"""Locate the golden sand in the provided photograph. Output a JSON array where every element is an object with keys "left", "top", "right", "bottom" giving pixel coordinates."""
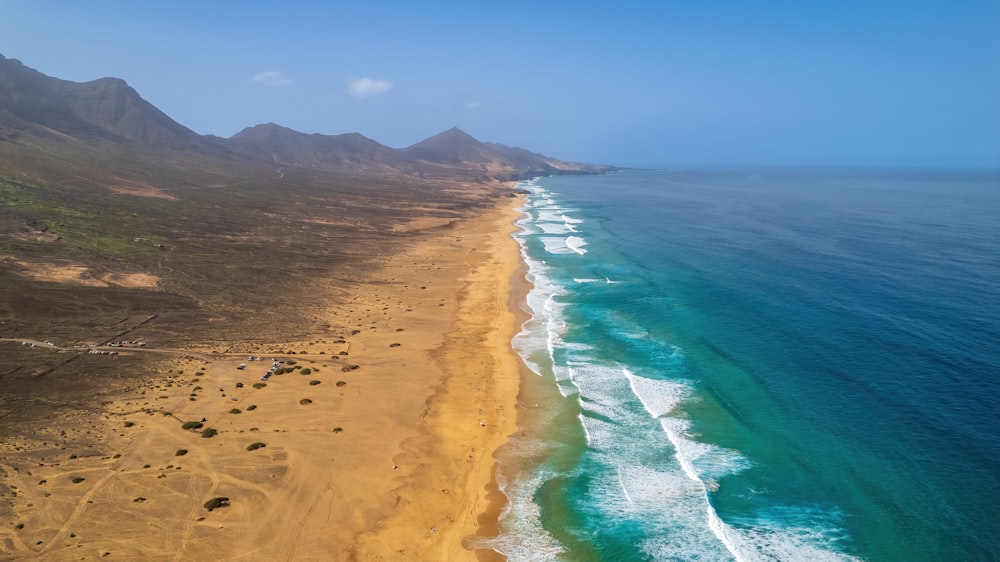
[{"left": 0, "top": 195, "right": 525, "bottom": 560}]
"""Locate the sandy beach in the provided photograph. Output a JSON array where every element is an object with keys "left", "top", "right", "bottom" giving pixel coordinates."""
[{"left": 0, "top": 194, "right": 525, "bottom": 560}]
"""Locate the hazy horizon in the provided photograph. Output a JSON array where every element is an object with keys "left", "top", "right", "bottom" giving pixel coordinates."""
[{"left": 3, "top": 1, "right": 998, "bottom": 168}]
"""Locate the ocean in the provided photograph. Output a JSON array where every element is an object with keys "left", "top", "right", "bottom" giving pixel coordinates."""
[{"left": 489, "top": 168, "right": 1000, "bottom": 561}]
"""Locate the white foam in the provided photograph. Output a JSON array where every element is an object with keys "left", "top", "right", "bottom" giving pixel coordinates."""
[
  {"left": 578, "top": 394, "right": 619, "bottom": 423},
  {"left": 617, "top": 463, "right": 701, "bottom": 506},
  {"left": 487, "top": 469, "right": 567, "bottom": 562},
  {"left": 538, "top": 222, "right": 574, "bottom": 235},
  {"left": 590, "top": 451, "right": 734, "bottom": 560},
  {"left": 536, "top": 210, "right": 570, "bottom": 223},
  {"left": 578, "top": 412, "right": 595, "bottom": 447},
  {"left": 617, "top": 465, "right": 635, "bottom": 504},
  {"left": 539, "top": 236, "right": 573, "bottom": 255},
  {"left": 625, "top": 369, "right": 688, "bottom": 418},
  {"left": 659, "top": 417, "right": 750, "bottom": 483},
  {"left": 535, "top": 209, "right": 584, "bottom": 232},
  {"left": 566, "top": 236, "right": 588, "bottom": 255},
  {"left": 706, "top": 504, "right": 860, "bottom": 562}
]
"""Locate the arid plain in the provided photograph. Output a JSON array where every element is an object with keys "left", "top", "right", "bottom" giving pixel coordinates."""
[{"left": 1, "top": 195, "right": 523, "bottom": 561}]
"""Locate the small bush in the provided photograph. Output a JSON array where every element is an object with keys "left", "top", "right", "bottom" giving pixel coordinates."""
[
  {"left": 286, "top": 360, "right": 297, "bottom": 366},
  {"left": 246, "top": 404, "right": 257, "bottom": 411},
  {"left": 336, "top": 381, "right": 347, "bottom": 387},
  {"left": 299, "top": 398, "right": 313, "bottom": 405},
  {"left": 133, "top": 497, "right": 146, "bottom": 503},
  {"left": 123, "top": 421, "right": 135, "bottom": 428},
  {"left": 246, "top": 442, "right": 266, "bottom": 451},
  {"left": 203, "top": 497, "right": 230, "bottom": 511},
  {"left": 252, "top": 382, "right": 267, "bottom": 389},
  {"left": 71, "top": 477, "right": 85, "bottom": 484},
  {"left": 175, "top": 449, "right": 188, "bottom": 456},
  {"left": 201, "top": 428, "right": 218, "bottom": 438},
  {"left": 300, "top": 368, "right": 312, "bottom": 375},
  {"left": 309, "top": 380, "right": 321, "bottom": 386},
  {"left": 229, "top": 408, "right": 242, "bottom": 414},
  {"left": 182, "top": 421, "right": 204, "bottom": 430}
]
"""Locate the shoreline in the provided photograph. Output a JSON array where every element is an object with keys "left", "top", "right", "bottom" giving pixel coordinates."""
[
  {"left": 0, "top": 192, "right": 527, "bottom": 560},
  {"left": 349, "top": 193, "right": 526, "bottom": 560}
]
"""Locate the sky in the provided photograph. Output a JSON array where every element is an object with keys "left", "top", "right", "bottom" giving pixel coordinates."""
[{"left": 2, "top": 0, "right": 998, "bottom": 167}]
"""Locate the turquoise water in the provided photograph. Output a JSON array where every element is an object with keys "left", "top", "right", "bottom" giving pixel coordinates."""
[{"left": 491, "top": 168, "right": 1000, "bottom": 561}]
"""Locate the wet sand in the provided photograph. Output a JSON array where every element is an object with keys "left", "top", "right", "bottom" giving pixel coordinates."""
[{"left": 0, "top": 195, "right": 524, "bottom": 560}]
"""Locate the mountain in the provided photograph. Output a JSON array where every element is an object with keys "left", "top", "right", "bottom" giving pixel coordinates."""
[
  {"left": 0, "top": 54, "right": 201, "bottom": 148},
  {"left": 228, "top": 123, "right": 401, "bottom": 173},
  {"left": 405, "top": 127, "right": 491, "bottom": 163},
  {"left": 0, "top": 53, "right": 613, "bottom": 182},
  {"left": 401, "top": 127, "right": 603, "bottom": 180}
]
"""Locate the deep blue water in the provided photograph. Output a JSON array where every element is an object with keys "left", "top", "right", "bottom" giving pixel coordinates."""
[{"left": 490, "top": 168, "right": 1000, "bottom": 561}]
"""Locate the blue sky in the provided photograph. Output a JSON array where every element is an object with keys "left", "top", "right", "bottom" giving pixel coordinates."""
[{"left": 2, "top": 1, "right": 998, "bottom": 167}]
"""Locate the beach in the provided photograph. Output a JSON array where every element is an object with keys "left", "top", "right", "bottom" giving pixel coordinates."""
[{"left": 0, "top": 194, "right": 525, "bottom": 560}]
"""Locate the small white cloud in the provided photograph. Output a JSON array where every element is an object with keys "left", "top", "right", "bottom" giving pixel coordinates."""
[
  {"left": 251, "top": 71, "right": 292, "bottom": 87},
  {"left": 348, "top": 77, "right": 393, "bottom": 98}
]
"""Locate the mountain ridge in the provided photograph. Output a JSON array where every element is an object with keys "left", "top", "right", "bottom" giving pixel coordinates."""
[{"left": 0, "top": 54, "right": 614, "bottom": 183}]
